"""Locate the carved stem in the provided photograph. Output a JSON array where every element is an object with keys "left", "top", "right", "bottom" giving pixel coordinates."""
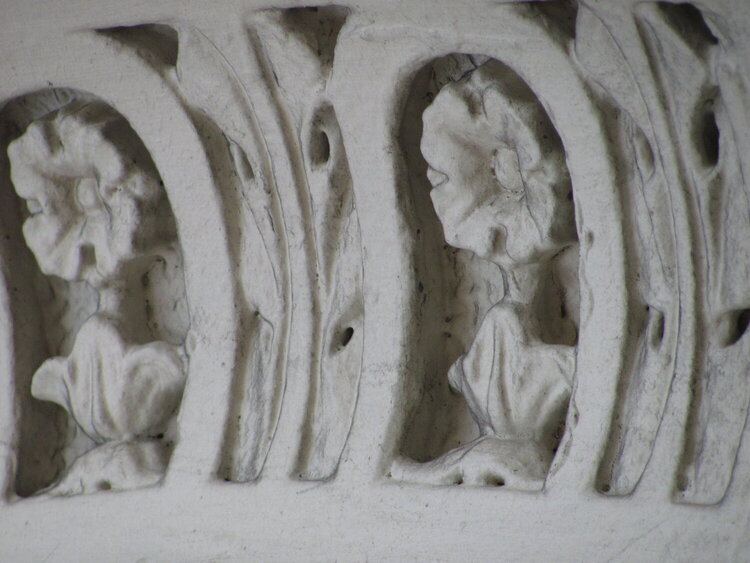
[
  {"left": 97, "top": 279, "right": 127, "bottom": 317},
  {"left": 505, "top": 261, "right": 548, "bottom": 306}
]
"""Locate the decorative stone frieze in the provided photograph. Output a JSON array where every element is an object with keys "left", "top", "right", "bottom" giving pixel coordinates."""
[{"left": 1, "top": 0, "right": 749, "bottom": 559}]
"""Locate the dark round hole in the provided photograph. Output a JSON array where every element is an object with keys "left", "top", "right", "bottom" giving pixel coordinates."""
[
  {"left": 698, "top": 109, "right": 720, "bottom": 167},
  {"left": 311, "top": 129, "right": 330, "bottom": 166},
  {"left": 725, "top": 309, "right": 750, "bottom": 346},
  {"left": 341, "top": 327, "right": 354, "bottom": 347},
  {"left": 649, "top": 309, "right": 666, "bottom": 348},
  {"left": 97, "top": 480, "right": 112, "bottom": 491}
]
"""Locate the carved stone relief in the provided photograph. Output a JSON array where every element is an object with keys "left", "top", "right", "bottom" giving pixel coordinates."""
[
  {"left": 576, "top": 1, "right": 750, "bottom": 505},
  {"left": 53, "top": 8, "right": 367, "bottom": 485},
  {"left": 392, "top": 57, "right": 579, "bottom": 489},
  {"left": 2, "top": 93, "right": 189, "bottom": 495},
  {"left": 1, "top": 0, "right": 750, "bottom": 559}
]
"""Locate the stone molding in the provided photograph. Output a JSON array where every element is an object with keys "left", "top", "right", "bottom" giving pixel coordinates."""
[{"left": 1, "top": 0, "right": 749, "bottom": 559}]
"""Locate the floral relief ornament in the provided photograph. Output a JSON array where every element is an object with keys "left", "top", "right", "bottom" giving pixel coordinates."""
[
  {"left": 7, "top": 100, "right": 187, "bottom": 494},
  {"left": 7, "top": 100, "right": 168, "bottom": 287},
  {"left": 32, "top": 315, "right": 186, "bottom": 445},
  {"left": 422, "top": 60, "right": 576, "bottom": 269},
  {"left": 31, "top": 315, "right": 186, "bottom": 495},
  {"left": 393, "top": 60, "right": 578, "bottom": 488}
]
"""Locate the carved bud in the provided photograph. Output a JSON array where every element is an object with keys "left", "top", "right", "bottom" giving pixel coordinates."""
[{"left": 31, "top": 315, "right": 186, "bottom": 443}]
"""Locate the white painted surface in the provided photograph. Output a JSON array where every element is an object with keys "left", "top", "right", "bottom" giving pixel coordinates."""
[{"left": 0, "top": 0, "right": 749, "bottom": 560}]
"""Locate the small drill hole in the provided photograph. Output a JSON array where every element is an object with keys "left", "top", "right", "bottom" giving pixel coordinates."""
[
  {"left": 649, "top": 309, "right": 666, "bottom": 348},
  {"left": 453, "top": 477, "right": 464, "bottom": 485},
  {"left": 601, "top": 483, "right": 611, "bottom": 493},
  {"left": 724, "top": 309, "right": 750, "bottom": 346},
  {"left": 341, "top": 327, "right": 354, "bottom": 347},
  {"left": 657, "top": 2, "right": 719, "bottom": 46},
  {"left": 676, "top": 475, "right": 689, "bottom": 492},
  {"left": 311, "top": 129, "right": 330, "bottom": 166},
  {"left": 698, "top": 109, "right": 720, "bottom": 167},
  {"left": 97, "top": 480, "right": 112, "bottom": 491}
]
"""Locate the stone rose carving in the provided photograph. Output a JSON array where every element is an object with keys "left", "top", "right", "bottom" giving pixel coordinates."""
[
  {"left": 422, "top": 60, "right": 576, "bottom": 268},
  {"left": 393, "top": 60, "right": 578, "bottom": 489},
  {"left": 32, "top": 315, "right": 186, "bottom": 444},
  {"left": 7, "top": 100, "right": 167, "bottom": 287}
]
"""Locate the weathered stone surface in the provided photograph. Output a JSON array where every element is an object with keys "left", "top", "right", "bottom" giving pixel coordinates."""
[{"left": 1, "top": 0, "right": 749, "bottom": 559}]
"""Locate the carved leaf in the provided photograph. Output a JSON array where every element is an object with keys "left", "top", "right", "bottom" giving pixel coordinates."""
[
  {"left": 575, "top": 5, "right": 681, "bottom": 497},
  {"left": 596, "top": 115, "right": 679, "bottom": 497},
  {"left": 176, "top": 26, "right": 290, "bottom": 481},
  {"left": 44, "top": 439, "right": 169, "bottom": 496},
  {"left": 252, "top": 10, "right": 364, "bottom": 480},
  {"left": 391, "top": 435, "right": 553, "bottom": 490},
  {"left": 637, "top": 3, "right": 750, "bottom": 504},
  {"left": 448, "top": 304, "right": 573, "bottom": 446},
  {"left": 298, "top": 102, "right": 364, "bottom": 480},
  {"left": 31, "top": 315, "right": 186, "bottom": 443}
]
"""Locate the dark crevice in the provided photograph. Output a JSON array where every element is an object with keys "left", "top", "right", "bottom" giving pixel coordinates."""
[
  {"left": 279, "top": 6, "right": 349, "bottom": 74},
  {"left": 695, "top": 103, "right": 720, "bottom": 167},
  {"left": 657, "top": 2, "right": 718, "bottom": 51},
  {"left": 524, "top": 0, "right": 579, "bottom": 44},
  {"left": 340, "top": 326, "right": 354, "bottom": 348},
  {"left": 97, "top": 24, "right": 179, "bottom": 67},
  {"left": 720, "top": 308, "right": 750, "bottom": 347}
]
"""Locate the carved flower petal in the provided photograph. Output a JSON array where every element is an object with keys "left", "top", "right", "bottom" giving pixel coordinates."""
[
  {"left": 30, "top": 357, "right": 70, "bottom": 411},
  {"left": 22, "top": 211, "right": 88, "bottom": 280},
  {"left": 120, "top": 340, "right": 187, "bottom": 439},
  {"left": 391, "top": 436, "right": 550, "bottom": 490},
  {"left": 31, "top": 315, "right": 186, "bottom": 442}
]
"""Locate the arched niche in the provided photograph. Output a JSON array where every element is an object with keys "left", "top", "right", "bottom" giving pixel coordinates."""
[
  {"left": 0, "top": 32, "right": 238, "bottom": 499},
  {"left": 333, "top": 5, "right": 627, "bottom": 488},
  {"left": 396, "top": 54, "right": 579, "bottom": 479}
]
